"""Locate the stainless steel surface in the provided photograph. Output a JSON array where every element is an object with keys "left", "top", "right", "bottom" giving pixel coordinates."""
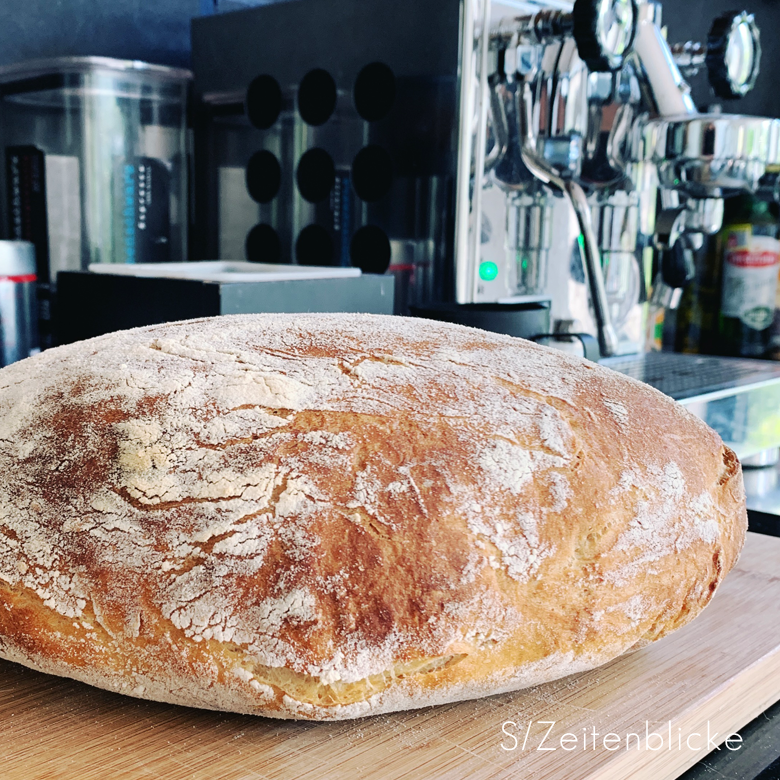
[
  {"left": 742, "top": 448, "right": 780, "bottom": 468},
  {"left": 0, "top": 241, "right": 38, "bottom": 366},
  {"left": 496, "top": 41, "right": 619, "bottom": 354},
  {"left": 591, "top": 0, "right": 635, "bottom": 70},
  {"left": 744, "top": 462, "right": 780, "bottom": 516},
  {"left": 548, "top": 37, "right": 588, "bottom": 143},
  {"left": 471, "top": 0, "right": 494, "bottom": 302},
  {"left": 722, "top": 14, "right": 759, "bottom": 96},
  {"left": 654, "top": 205, "right": 686, "bottom": 250},
  {"left": 477, "top": 0, "right": 779, "bottom": 362},
  {"left": 604, "top": 352, "right": 780, "bottom": 460},
  {"left": 631, "top": 114, "right": 780, "bottom": 197},
  {"left": 632, "top": 2, "right": 696, "bottom": 116},
  {"left": 472, "top": 0, "right": 633, "bottom": 355},
  {"left": 683, "top": 197, "right": 724, "bottom": 235},
  {"left": 454, "top": 0, "right": 480, "bottom": 305},
  {"left": 476, "top": 0, "right": 777, "bottom": 365},
  {"left": 472, "top": 0, "right": 658, "bottom": 355},
  {"left": 670, "top": 41, "right": 706, "bottom": 75}
]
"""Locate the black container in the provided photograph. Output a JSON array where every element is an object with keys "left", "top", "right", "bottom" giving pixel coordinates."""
[
  {"left": 410, "top": 301, "right": 551, "bottom": 340},
  {"left": 56, "top": 270, "right": 394, "bottom": 345}
]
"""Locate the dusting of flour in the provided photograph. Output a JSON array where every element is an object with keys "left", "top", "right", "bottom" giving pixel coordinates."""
[{"left": 0, "top": 312, "right": 732, "bottom": 718}]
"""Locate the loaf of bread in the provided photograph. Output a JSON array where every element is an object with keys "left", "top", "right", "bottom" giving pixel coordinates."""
[{"left": 0, "top": 314, "right": 745, "bottom": 720}]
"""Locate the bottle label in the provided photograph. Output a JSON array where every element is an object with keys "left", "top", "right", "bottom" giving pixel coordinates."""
[
  {"left": 113, "top": 156, "right": 171, "bottom": 264},
  {"left": 721, "top": 227, "right": 780, "bottom": 330}
]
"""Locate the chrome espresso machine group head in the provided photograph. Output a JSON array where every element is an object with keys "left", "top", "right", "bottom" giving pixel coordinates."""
[{"left": 191, "top": 0, "right": 779, "bottom": 360}]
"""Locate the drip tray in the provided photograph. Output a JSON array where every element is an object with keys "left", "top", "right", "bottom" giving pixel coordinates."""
[{"left": 601, "top": 352, "right": 780, "bottom": 461}]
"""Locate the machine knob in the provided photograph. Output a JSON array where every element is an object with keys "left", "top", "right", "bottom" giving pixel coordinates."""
[
  {"left": 572, "top": 0, "right": 637, "bottom": 72},
  {"left": 706, "top": 11, "right": 761, "bottom": 99}
]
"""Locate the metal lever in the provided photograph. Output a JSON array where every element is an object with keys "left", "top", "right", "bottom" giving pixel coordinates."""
[
  {"left": 660, "top": 242, "right": 695, "bottom": 289},
  {"left": 654, "top": 206, "right": 686, "bottom": 250}
]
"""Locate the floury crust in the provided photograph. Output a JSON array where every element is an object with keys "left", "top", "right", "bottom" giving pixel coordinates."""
[{"left": 0, "top": 314, "right": 747, "bottom": 719}]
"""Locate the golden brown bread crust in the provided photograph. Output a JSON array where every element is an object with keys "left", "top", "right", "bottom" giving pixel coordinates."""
[{"left": 0, "top": 314, "right": 746, "bottom": 719}]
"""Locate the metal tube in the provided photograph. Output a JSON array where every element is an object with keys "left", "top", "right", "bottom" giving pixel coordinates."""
[
  {"left": 563, "top": 180, "right": 620, "bottom": 357},
  {"left": 485, "top": 73, "right": 510, "bottom": 172},
  {"left": 632, "top": 14, "right": 697, "bottom": 116}
]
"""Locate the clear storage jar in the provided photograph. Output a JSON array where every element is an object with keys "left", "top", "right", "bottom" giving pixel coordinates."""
[{"left": 0, "top": 57, "right": 191, "bottom": 281}]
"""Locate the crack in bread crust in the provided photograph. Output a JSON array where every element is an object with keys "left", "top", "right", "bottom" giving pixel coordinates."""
[{"left": 0, "top": 313, "right": 747, "bottom": 719}]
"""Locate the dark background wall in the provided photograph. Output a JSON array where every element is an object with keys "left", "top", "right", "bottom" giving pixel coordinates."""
[
  {"left": 0, "top": 0, "right": 200, "bottom": 69},
  {"left": 0, "top": 0, "right": 777, "bottom": 110}
]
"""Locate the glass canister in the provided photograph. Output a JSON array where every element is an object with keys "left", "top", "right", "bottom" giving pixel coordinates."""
[{"left": 0, "top": 57, "right": 191, "bottom": 278}]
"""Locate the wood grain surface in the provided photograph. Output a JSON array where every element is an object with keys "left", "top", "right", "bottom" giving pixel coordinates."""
[{"left": 0, "top": 532, "right": 778, "bottom": 780}]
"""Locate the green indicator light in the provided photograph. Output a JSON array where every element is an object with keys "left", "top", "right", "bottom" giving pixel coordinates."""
[{"left": 479, "top": 261, "right": 499, "bottom": 282}]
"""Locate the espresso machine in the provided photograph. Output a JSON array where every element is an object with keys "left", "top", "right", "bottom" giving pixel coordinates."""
[
  {"left": 465, "top": 1, "right": 780, "bottom": 358},
  {"left": 190, "top": 0, "right": 780, "bottom": 464}
]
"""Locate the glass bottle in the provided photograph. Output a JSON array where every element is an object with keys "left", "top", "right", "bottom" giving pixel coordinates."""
[
  {"left": 674, "top": 238, "right": 721, "bottom": 355},
  {"left": 717, "top": 195, "right": 780, "bottom": 358}
]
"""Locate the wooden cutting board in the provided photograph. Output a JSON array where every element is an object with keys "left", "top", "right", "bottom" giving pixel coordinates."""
[{"left": 1, "top": 531, "right": 778, "bottom": 780}]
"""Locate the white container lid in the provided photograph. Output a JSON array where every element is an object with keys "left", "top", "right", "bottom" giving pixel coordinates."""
[{"left": 88, "top": 261, "right": 362, "bottom": 284}]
